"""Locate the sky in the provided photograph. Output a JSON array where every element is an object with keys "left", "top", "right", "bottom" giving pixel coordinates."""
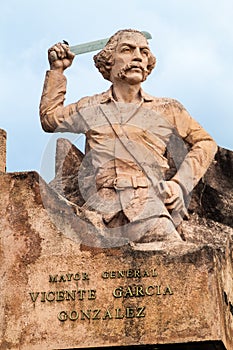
[{"left": 1, "top": 0, "right": 232, "bottom": 181}]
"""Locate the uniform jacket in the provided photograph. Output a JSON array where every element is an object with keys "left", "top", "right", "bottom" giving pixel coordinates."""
[{"left": 40, "top": 70, "right": 217, "bottom": 222}]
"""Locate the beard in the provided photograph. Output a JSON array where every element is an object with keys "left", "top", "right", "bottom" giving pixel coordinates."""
[{"left": 118, "top": 62, "right": 148, "bottom": 82}]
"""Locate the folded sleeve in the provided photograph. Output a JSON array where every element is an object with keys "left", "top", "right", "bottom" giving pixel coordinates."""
[
  {"left": 39, "top": 70, "right": 85, "bottom": 133},
  {"left": 169, "top": 100, "right": 217, "bottom": 194}
]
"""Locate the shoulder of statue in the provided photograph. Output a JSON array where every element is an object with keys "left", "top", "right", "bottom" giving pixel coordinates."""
[
  {"left": 77, "top": 91, "right": 107, "bottom": 110},
  {"left": 141, "top": 91, "right": 184, "bottom": 108},
  {"left": 153, "top": 97, "right": 186, "bottom": 113}
]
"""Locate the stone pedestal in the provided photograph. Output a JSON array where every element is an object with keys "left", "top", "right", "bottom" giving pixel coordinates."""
[
  {"left": 0, "top": 172, "right": 232, "bottom": 349},
  {"left": 0, "top": 129, "right": 6, "bottom": 172}
]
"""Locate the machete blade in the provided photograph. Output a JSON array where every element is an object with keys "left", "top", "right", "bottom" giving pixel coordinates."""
[{"left": 70, "top": 31, "right": 152, "bottom": 56}]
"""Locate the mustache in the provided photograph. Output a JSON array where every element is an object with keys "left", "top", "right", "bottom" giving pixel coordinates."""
[{"left": 118, "top": 62, "right": 148, "bottom": 80}]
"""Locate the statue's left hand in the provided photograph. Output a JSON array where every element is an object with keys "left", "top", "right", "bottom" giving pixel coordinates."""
[
  {"left": 48, "top": 42, "right": 75, "bottom": 73},
  {"left": 164, "top": 181, "right": 187, "bottom": 214}
]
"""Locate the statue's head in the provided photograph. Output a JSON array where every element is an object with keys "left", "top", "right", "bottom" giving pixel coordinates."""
[{"left": 93, "top": 29, "right": 156, "bottom": 82}]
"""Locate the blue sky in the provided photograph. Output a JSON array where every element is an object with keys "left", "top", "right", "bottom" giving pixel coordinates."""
[{"left": 1, "top": 0, "right": 232, "bottom": 180}]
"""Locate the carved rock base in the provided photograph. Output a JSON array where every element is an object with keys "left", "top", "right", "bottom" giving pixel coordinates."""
[{"left": 0, "top": 172, "right": 232, "bottom": 349}]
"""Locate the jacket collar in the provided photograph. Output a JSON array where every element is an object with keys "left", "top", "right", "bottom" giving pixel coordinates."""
[{"left": 100, "top": 86, "right": 154, "bottom": 104}]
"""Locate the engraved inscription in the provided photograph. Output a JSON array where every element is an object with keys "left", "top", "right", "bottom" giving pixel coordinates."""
[
  {"left": 29, "top": 290, "right": 96, "bottom": 303},
  {"left": 49, "top": 272, "right": 89, "bottom": 283},
  {"left": 57, "top": 306, "right": 146, "bottom": 322},
  {"left": 112, "top": 284, "right": 173, "bottom": 298},
  {"left": 101, "top": 268, "right": 157, "bottom": 279},
  {"left": 28, "top": 267, "right": 174, "bottom": 322}
]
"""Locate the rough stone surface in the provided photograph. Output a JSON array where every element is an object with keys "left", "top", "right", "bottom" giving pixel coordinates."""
[
  {"left": 50, "top": 139, "right": 233, "bottom": 246},
  {"left": 0, "top": 129, "right": 6, "bottom": 172},
  {"left": 49, "top": 138, "right": 85, "bottom": 206},
  {"left": 0, "top": 147, "right": 233, "bottom": 349},
  {"left": 188, "top": 147, "right": 233, "bottom": 227}
]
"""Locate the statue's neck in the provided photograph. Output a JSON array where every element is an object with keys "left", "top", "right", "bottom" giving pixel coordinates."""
[{"left": 112, "top": 83, "right": 142, "bottom": 104}]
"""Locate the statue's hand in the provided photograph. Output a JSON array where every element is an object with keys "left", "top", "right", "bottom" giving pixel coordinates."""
[
  {"left": 164, "top": 181, "right": 187, "bottom": 214},
  {"left": 48, "top": 42, "right": 75, "bottom": 73}
]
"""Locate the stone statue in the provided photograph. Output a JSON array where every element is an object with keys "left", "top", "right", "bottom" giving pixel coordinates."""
[{"left": 39, "top": 29, "right": 217, "bottom": 245}]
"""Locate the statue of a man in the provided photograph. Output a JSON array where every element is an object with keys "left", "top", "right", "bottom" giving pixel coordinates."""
[{"left": 40, "top": 29, "right": 217, "bottom": 244}]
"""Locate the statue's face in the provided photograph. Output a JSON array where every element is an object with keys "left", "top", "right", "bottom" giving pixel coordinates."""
[{"left": 110, "top": 32, "right": 150, "bottom": 84}]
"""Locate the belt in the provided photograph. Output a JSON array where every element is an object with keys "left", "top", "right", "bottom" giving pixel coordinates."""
[{"left": 113, "top": 176, "right": 148, "bottom": 190}]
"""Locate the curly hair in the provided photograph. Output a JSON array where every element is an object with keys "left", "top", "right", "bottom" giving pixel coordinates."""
[{"left": 93, "top": 29, "right": 156, "bottom": 81}]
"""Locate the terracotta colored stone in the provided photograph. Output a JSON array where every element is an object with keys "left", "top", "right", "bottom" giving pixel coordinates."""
[
  {"left": 0, "top": 27, "right": 232, "bottom": 349},
  {"left": 39, "top": 29, "right": 217, "bottom": 240},
  {"left": 0, "top": 168, "right": 232, "bottom": 349},
  {"left": 50, "top": 140, "right": 233, "bottom": 247},
  {"left": 0, "top": 129, "right": 6, "bottom": 172},
  {"left": 49, "top": 138, "right": 85, "bottom": 206}
]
